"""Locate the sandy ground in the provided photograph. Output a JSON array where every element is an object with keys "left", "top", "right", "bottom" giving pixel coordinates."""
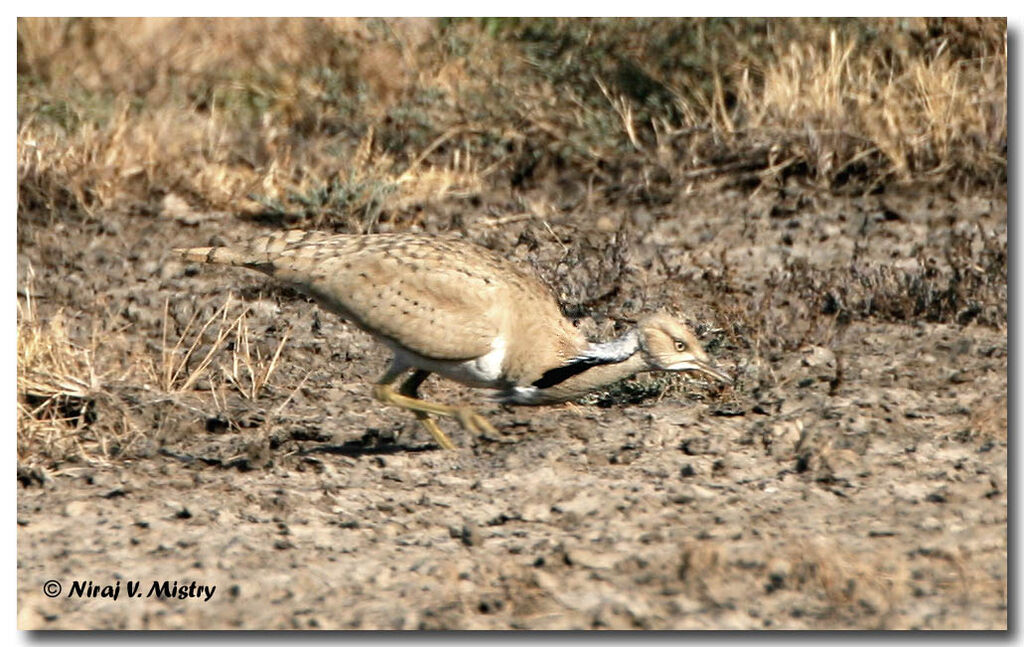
[{"left": 17, "top": 186, "right": 1006, "bottom": 629}]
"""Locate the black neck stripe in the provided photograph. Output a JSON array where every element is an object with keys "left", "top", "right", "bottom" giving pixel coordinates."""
[{"left": 532, "top": 359, "right": 602, "bottom": 389}]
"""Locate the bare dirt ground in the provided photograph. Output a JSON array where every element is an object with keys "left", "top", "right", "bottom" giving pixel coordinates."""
[{"left": 16, "top": 184, "right": 1006, "bottom": 629}]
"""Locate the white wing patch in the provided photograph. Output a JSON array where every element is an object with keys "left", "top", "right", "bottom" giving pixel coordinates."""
[
  {"left": 467, "top": 335, "right": 507, "bottom": 383},
  {"left": 501, "top": 385, "right": 544, "bottom": 405},
  {"left": 387, "top": 336, "right": 507, "bottom": 389}
]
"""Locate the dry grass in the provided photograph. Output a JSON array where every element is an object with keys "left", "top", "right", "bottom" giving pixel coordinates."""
[
  {"left": 18, "top": 284, "right": 111, "bottom": 464},
  {"left": 17, "top": 274, "right": 290, "bottom": 467},
  {"left": 967, "top": 396, "right": 1008, "bottom": 442},
  {"left": 17, "top": 18, "right": 1005, "bottom": 225},
  {"left": 783, "top": 539, "right": 910, "bottom": 625},
  {"left": 672, "top": 537, "right": 912, "bottom": 627},
  {"left": 739, "top": 24, "right": 1005, "bottom": 189}
]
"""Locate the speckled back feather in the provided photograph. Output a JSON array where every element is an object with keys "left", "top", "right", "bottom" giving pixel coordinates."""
[{"left": 176, "top": 231, "right": 586, "bottom": 379}]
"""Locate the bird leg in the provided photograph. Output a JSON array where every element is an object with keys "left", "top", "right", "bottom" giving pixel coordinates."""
[
  {"left": 372, "top": 369, "right": 497, "bottom": 450},
  {"left": 397, "top": 370, "right": 456, "bottom": 451}
]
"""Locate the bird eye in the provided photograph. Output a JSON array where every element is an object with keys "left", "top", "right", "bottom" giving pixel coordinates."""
[{"left": 674, "top": 340, "right": 687, "bottom": 352}]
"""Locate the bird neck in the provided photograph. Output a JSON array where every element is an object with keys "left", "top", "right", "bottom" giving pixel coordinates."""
[
  {"left": 580, "top": 328, "right": 641, "bottom": 363},
  {"left": 528, "top": 327, "right": 651, "bottom": 402}
]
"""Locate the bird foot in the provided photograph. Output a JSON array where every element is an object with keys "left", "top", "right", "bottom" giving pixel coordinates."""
[
  {"left": 415, "top": 415, "right": 457, "bottom": 451},
  {"left": 454, "top": 406, "right": 499, "bottom": 437},
  {"left": 373, "top": 382, "right": 499, "bottom": 450}
]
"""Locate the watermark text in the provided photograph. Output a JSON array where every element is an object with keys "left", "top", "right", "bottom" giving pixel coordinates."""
[{"left": 44, "top": 579, "right": 216, "bottom": 602}]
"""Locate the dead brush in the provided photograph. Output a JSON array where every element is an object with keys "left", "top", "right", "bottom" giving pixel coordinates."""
[
  {"left": 817, "top": 227, "right": 1005, "bottom": 328},
  {"left": 17, "top": 18, "right": 1006, "bottom": 223},
  {"left": 247, "top": 125, "right": 486, "bottom": 232},
  {"left": 736, "top": 27, "right": 1006, "bottom": 188},
  {"left": 222, "top": 310, "right": 291, "bottom": 402},
  {"left": 17, "top": 281, "right": 293, "bottom": 466},
  {"left": 156, "top": 296, "right": 246, "bottom": 394},
  {"left": 16, "top": 279, "right": 140, "bottom": 465},
  {"left": 785, "top": 540, "right": 909, "bottom": 624},
  {"left": 154, "top": 296, "right": 291, "bottom": 404},
  {"left": 728, "top": 222, "right": 1006, "bottom": 368}
]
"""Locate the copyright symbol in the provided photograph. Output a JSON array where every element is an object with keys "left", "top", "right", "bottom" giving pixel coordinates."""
[{"left": 43, "top": 580, "right": 61, "bottom": 597}]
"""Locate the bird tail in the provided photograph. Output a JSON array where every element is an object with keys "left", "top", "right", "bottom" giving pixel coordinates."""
[
  {"left": 173, "top": 245, "right": 262, "bottom": 268},
  {"left": 173, "top": 230, "right": 331, "bottom": 268}
]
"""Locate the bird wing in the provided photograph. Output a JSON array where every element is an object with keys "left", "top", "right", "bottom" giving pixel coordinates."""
[
  {"left": 180, "top": 232, "right": 506, "bottom": 361},
  {"left": 306, "top": 249, "right": 503, "bottom": 361}
]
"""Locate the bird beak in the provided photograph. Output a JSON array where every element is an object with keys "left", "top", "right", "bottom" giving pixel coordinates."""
[{"left": 690, "top": 359, "right": 732, "bottom": 384}]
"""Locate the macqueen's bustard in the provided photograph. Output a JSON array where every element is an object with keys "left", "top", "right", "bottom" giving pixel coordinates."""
[{"left": 177, "top": 230, "right": 731, "bottom": 449}]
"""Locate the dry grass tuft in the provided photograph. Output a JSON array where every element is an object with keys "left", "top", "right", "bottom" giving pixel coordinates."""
[
  {"left": 18, "top": 18, "right": 1005, "bottom": 228},
  {"left": 742, "top": 25, "right": 1005, "bottom": 188},
  {"left": 17, "top": 279, "right": 130, "bottom": 465},
  {"left": 16, "top": 17, "right": 477, "bottom": 227},
  {"left": 786, "top": 539, "right": 909, "bottom": 623},
  {"left": 967, "top": 396, "right": 1007, "bottom": 442},
  {"left": 17, "top": 279, "right": 291, "bottom": 467}
]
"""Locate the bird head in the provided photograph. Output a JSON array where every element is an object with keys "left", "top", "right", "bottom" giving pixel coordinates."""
[{"left": 637, "top": 313, "right": 731, "bottom": 383}]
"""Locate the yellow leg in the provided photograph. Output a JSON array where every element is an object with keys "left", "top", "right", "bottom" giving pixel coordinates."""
[
  {"left": 396, "top": 370, "right": 457, "bottom": 450},
  {"left": 372, "top": 369, "right": 497, "bottom": 450},
  {"left": 414, "top": 416, "right": 456, "bottom": 451}
]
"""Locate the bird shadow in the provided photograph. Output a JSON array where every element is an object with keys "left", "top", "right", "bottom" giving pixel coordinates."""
[{"left": 300, "top": 440, "right": 438, "bottom": 457}]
